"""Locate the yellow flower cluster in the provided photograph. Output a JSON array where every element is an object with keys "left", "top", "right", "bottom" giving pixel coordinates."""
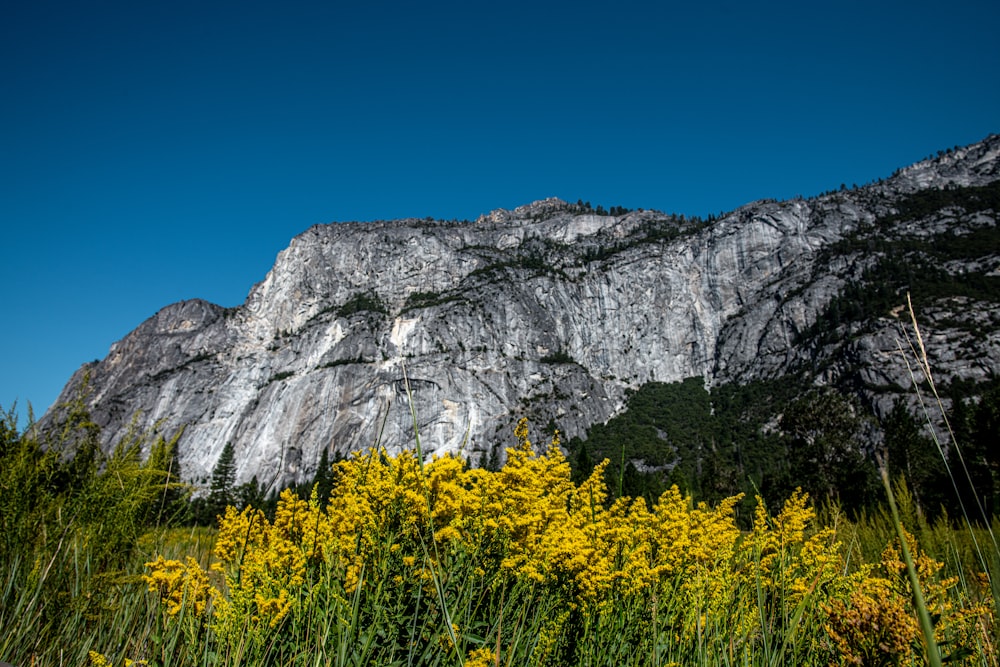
[
  {"left": 143, "top": 555, "right": 215, "bottom": 617},
  {"left": 879, "top": 529, "right": 993, "bottom": 653},
  {"left": 744, "top": 490, "right": 842, "bottom": 598},
  {"left": 88, "top": 651, "right": 146, "bottom": 666},
  {"left": 210, "top": 490, "right": 322, "bottom": 641},
  {"left": 824, "top": 576, "right": 918, "bottom": 665},
  {"left": 142, "top": 419, "right": 994, "bottom": 663},
  {"left": 464, "top": 646, "right": 496, "bottom": 667}
]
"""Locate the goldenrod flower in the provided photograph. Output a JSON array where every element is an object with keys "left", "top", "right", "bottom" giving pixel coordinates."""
[
  {"left": 465, "top": 647, "right": 496, "bottom": 667},
  {"left": 143, "top": 555, "right": 214, "bottom": 617},
  {"left": 139, "top": 417, "right": 995, "bottom": 664}
]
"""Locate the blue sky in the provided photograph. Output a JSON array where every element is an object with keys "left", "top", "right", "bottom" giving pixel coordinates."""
[{"left": 2, "top": 0, "right": 998, "bottom": 424}]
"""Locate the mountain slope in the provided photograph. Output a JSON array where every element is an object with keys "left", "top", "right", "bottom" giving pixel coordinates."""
[{"left": 44, "top": 136, "right": 1000, "bottom": 490}]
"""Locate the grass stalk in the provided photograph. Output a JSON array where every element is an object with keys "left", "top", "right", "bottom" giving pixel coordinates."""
[
  {"left": 402, "top": 361, "right": 464, "bottom": 665},
  {"left": 879, "top": 461, "right": 943, "bottom": 667},
  {"left": 900, "top": 293, "right": 1000, "bottom": 652}
]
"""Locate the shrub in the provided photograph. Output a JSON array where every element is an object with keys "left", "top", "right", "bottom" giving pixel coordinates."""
[{"left": 141, "top": 419, "right": 995, "bottom": 665}]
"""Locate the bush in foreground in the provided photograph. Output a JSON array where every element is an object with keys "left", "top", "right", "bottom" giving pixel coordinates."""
[{"left": 138, "top": 420, "right": 994, "bottom": 666}]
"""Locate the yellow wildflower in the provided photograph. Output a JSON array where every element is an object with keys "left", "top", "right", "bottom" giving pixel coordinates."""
[
  {"left": 88, "top": 652, "right": 147, "bottom": 667},
  {"left": 824, "top": 576, "right": 917, "bottom": 665},
  {"left": 143, "top": 555, "right": 214, "bottom": 616},
  {"left": 465, "top": 647, "right": 496, "bottom": 667}
]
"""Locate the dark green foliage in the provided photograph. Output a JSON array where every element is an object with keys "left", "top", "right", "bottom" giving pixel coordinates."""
[
  {"left": 883, "top": 401, "right": 950, "bottom": 520},
  {"left": 883, "top": 180, "right": 1000, "bottom": 224},
  {"left": 188, "top": 447, "right": 345, "bottom": 524},
  {"left": 206, "top": 441, "right": 237, "bottom": 522},
  {"left": 571, "top": 440, "right": 594, "bottom": 484},
  {"left": 0, "top": 393, "right": 189, "bottom": 657},
  {"left": 776, "top": 388, "right": 879, "bottom": 509},
  {"left": 804, "top": 252, "right": 1000, "bottom": 347},
  {"left": 565, "top": 367, "right": 1000, "bottom": 523},
  {"left": 141, "top": 428, "right": 190, "bottom": 526},
  {"left": 236, "top": 474, "right": 266, "bottom": 512},
  {"left": 567, "top": 378, "right": 715, "bottom": 506},
  {"left": 466, "top": 250, "right": 569, "bottom": 282},
  {"left": 567, "top": 375, "right": 887, "bottom": 519},
  {"left": 540, "top": 349, "right": 577, "bottom": 364},
  {"left": 337, "top": 292, "right": 388, "bottom": 318},
  {"left": 404, "top": 290, "right": 442, "bottom": 308},
  {"left": 479, "top": 441, "right": 503, "bottom": 472},
  {"left": 318, "top": 355, "right": 370, "bottom": 369},
  {"left": 268, "top": 370, "right": 296, "bottom": 383},
  {"left": 0, "top": 406, "right": 59, "bottom": 562},
  {"left": 567, "top": 199, "right": 632, "bottom": 216},
  {"left": 3, "top": 393, "right": 187, "bottom": 563},
  {"left": 313, "top": 447, "right": 336, "bottom": 507},
  {"left": 579, "top": 214, "right": 704, "bottom": 264},
  {"left": 949, "top": 377, "right": 1000, "bottom": 521},
  {"left": 805, "top": 181, "right": 1000, "bottom": 346}
]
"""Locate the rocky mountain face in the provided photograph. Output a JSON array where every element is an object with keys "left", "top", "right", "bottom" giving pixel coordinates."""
[{"left": 45, "top": 136, "right": 1000, "bottom": 490}]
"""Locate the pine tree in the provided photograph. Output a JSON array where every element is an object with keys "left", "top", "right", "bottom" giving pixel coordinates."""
[
  {"left": 884, "top": 402, "right": 947, "bottom": 520},
  {"left": 571, "top": 442, "right": 593, "bottom": 484},
  {"left": 313, "top": 448, "right": 335, "bottom": 508},
  {"left": 953, "top": 381, "right": 1000, "bottom": 519},
  {"left": 206, "top": 441, "right": 236, "bottom": 523},
  {"left": 236, "top": 475, "right": 264, "bottom": 510},
  {"left": 780, "top": 388, "right": 878, "bottom": 513}
]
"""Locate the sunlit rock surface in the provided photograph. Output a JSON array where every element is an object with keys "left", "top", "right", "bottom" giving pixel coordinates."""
[{"left": 46, "top": 136, "right": 1000, "bottom": 489}]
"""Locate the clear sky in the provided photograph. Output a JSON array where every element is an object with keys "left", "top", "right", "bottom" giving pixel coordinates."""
[{"left": 2, "top": 0, "right": 998, "bottom": 424}]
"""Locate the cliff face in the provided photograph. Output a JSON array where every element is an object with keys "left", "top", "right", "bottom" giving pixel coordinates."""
[{"left": 46, "top": 136, "right": 1000, "bottom": 488}]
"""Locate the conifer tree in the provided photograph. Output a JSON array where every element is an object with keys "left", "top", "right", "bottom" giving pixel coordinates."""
[
  {"left": 237, "top": 475, "right": 264, "bottom": 510},
  {"left": 206, "top": 441, "right": 236, "bottom": 522},
  {"left": 884, "top": 401, "right": 947, "bottom": 519},
  {"left": 313, "top": 447, "right": 335, "bottom": 507}
]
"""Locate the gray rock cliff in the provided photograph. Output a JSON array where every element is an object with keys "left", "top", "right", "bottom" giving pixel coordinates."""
[{"left": 45, "top": 136, "right": 1000, "bottom": 490}]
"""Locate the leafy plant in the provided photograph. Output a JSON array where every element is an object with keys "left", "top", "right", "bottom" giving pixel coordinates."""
[{"left": 0, "top": 395, "right": 188, "bottom": 666}]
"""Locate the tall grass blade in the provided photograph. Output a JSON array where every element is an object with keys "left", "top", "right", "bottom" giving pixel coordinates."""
[{"left": 880, "top": 458, "right": 943, "bottom": 667}]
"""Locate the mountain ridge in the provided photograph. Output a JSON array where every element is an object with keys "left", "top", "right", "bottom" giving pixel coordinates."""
[{"left": 43, "top": 135, "right": 1000, "bottom": 491}]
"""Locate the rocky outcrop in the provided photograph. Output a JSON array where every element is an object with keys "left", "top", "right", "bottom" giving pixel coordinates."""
[{"left": 45, "top": 135, "right": 1000, "bottom": 490}]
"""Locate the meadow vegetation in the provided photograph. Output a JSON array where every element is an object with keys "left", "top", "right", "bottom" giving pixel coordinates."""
[
  {"left": 1, "top": 398, "right": 998, "bottom": 666},
  {"left": 2, "top": 306, "right": 999, "bottom": 665}
]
